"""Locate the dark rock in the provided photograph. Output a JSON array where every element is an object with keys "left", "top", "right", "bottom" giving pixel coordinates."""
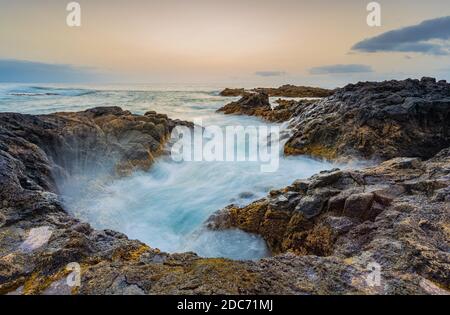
[
  {"left": 284, "top": 77, "right": 450, "bottom": 161},
  {"left": 218, "top": 93, "right": 317, "bottom": 123},
  {"left": 1, "top": 104, "right": 449, "bottom": 295},
  {"left": 342, "top": 193, "right": 375, "bottom": 220},
  {"left": 217, "top": 92, "right": 271, "bottom": 116},
  {"left": 219, "top": 85, "right": 333, "bottom": 98},
  {"left": 207, "top": 148, "right": 450, "bottom": 292},
  {"left": 254, "top": 85, "right": 333, "bottom": 98},
  {"left": 219, "top": 88, "right": 245, "bottom": 97}
]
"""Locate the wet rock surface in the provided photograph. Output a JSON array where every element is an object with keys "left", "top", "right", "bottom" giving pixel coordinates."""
[
  {"left": 217, "top": 92, "right": 318, "bottom": 123},
  {"left": 284, "top": 78, "right": 450, "bottom": 161},
  {"left": 0, "top": 107, "right": 192, "bottom": 178},
  {"left": 217, "top": 92, "right": 272, "bottom": 116},
  {"left": 207, "top": 149, "right": 450, "bottom": 293}
]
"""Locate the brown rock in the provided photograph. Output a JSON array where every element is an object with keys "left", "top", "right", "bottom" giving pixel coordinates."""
[
  {"left": 219, "top": 85, "right": 333, "bottom": 98},
  {"left": 206, "top": 148, "right": 450, "bottom": 293},
  {"left": 217, "top": 92, "right": 271, "bottom": 116},
  {"left": 219, "top": 88, "right": 245, "bottom": 97},
  {"left": 342, "top": 193, "right": 375, "bottom": 221}
]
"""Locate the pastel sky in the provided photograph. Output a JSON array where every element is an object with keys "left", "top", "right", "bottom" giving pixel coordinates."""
[{"left": 1, "top": 0, "right": 450, "bottom": 87}]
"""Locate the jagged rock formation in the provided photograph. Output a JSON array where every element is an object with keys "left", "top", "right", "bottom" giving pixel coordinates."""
[
  {"left": 284, "top": 78, "right": 450, "bottom": 161},
  {"left": 0, "top": 106, "right": 192, "bottom": 178},
  {"left": 219, "top": 85, "right": 333, "bottom": 97},
  {"left": 217, "top": 92, "right": 272, "bottom": 116},
  {"left": 216, "top": 92, "right": 317, "bottom": 122},
  {"left": 219, "top": 78, "right": 450, "bottom": 161},
  {"left": 207, "top": 149, "right": 450, "bottom": 292},
  {"left": 214, "top": 78, "right": 450, "bottom": 292}
]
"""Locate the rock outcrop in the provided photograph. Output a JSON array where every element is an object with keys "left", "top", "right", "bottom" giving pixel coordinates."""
[
  {"left": 216, "top": 92, "right": 317, "bottom": 122},
  {"left": 0, "top": 107, "right": 192, "bottom": 178},
  {"left": 219, "top": 78, "right": 450, "bottom": 161},
  {"left": 219, "top": 85, "right": 333, "bottom": 98},
  {"left": 284, "top": 78, "right": 450, "bottom": 161},
  {"left": 207, "top": 149, "right": 450, "bottom": 292},
  {"left": 217, "top": 92, "right": 272, "bottom": 116},
  {"left": 219, "top": 88, "right": 246, "bottom": 97},
  {"left": 254, "top": 85, "right": 333, "bottom": 98}
]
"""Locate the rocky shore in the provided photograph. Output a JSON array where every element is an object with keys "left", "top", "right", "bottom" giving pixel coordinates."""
[
  {"left": 1, "top": 79, "right": 449, "bottom": 295},
  {"left": 218, "top": 78, "right": 450, "bottom": 161},
  {"left": 207, "top": 151, "right": 450, "bottom": 293},
  {"left": 219, "top": 84, "right": 333, "bottom": 97}
]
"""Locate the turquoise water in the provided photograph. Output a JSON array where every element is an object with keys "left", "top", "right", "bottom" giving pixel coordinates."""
[{"left": 0, "top": 83, "right": 335, "bottom": 260}]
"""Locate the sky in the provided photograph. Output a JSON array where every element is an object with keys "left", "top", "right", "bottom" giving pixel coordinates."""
[{"left": 0, "top": 0, "right": 450, "bottom": 87}]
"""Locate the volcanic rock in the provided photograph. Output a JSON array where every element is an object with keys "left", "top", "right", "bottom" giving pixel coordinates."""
[
  {"left": 217, "top": 92, "right": 271, "bottom": 116},
  {"left": 284, "top": 78, "right": 450, "bottom": 161},
  {"left": 207, "top": 149, "right": 450, "bottom": 292}
]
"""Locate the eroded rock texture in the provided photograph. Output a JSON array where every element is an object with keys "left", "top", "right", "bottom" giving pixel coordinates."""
[
  {"left": 217, "top": 92, "right": 319, "bottom": 123},
  {"left": 284, "top": 78, "right": 450, "bottom": 160},
  {"left": 207, "top": 149, "right": 450, "bottom": 293},
  {"left": 218, "top": 78, "right": 450, "bottom": 161},
  {"left": 217, "top": 92, "right": 272, "bottom": 116}
]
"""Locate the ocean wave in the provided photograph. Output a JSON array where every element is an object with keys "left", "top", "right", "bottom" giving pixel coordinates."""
[
  {"left": 10, "top": 92, "right": 60, "bottom": 96},
  {"left": 7, "top": 86, "right": 97, "bottom": 97}
]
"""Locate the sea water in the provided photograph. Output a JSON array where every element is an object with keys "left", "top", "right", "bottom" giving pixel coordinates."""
[{"left": 0, "top": 83, "right": 335, "bottom": 260}]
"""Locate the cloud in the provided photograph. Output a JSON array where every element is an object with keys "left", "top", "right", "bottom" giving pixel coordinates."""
[
  {"left": 0, "top": 59, "right": 102, "bottom": 83},
  {"left": 309, "top": 64, "right": 373, "bottom": 75},
  {"left": 352, "top": 16, "right": 450, "bottom": 55},
  {"left": 254, "top": 71, "right": 286, "bottom": 77}
]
